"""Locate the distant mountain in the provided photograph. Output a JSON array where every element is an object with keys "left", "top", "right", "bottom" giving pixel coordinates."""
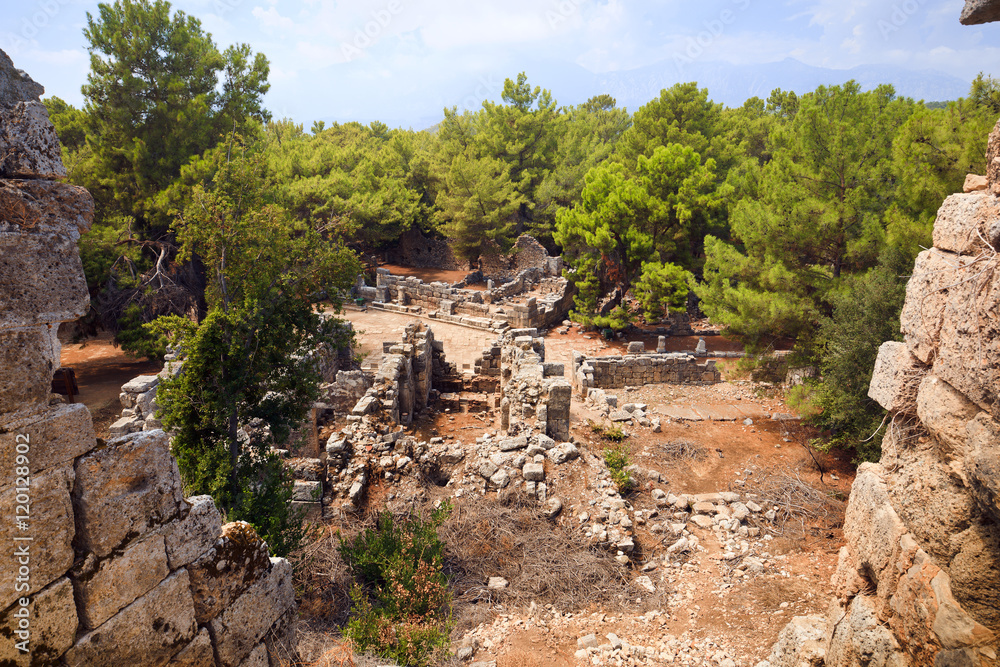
[
  {"left": 322, "top": 57, "right": 970, "bottom": 129},
  {"left": 590, "top": 57, "right": 970, "bottom": 110}
]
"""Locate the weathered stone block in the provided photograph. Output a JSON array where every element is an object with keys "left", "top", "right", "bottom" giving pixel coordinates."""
[
  {"left": 0, "top": 577, "right": 77, "bottom": 666},
  {"left": 522, "top": 462, "right": 544, "bottom": 481},
  {"left": 121, "top": 374, "right": 159, "bottom": 394},
  {"left": 74, "top": 534, "right": 170, "bottom": 629},
  {"left": 0, "top": 326, "right": 59, "bottom": 414},
  {"left": 916, "top": 375, "right": 980, "bottom": 459},
  {"left": 238, "top": 643, "right": 269, "bottom": 667},
  {"left": 210, "top": 557, "right": 295, "bottom": 667},
  {"left": 0, "top": 179, "right": 94, "bottom": 240},
  {"left": 842, "top": 464, "right": 909, "bottom": 599},
  {"left": 967, "top": 412, "right": 1000, "bottom": 525},
  {"left": 0, "top": 464, "right": 74, "bottom": 610},
  {"left": 989, "top": 117, "right": 1000, "bottom": 192},
  {"left": 161, "top": 494, "right": 224, "bottom": 570},
  {"left": 0, "top": 231, "right": 90, "bottom": 327},
  {"left": 823, "top": 595, "right": 903, "bottom": 667},
  {"left": 0, "top": 101, "right": 66, "bottom": 179},
  {"left": 962, "top": 0, "right": 1000, "bottom": 25},
  {"left": 63, "top": 569, "right": 198, "bottom": 667},
  {"left": 0, "top": 403, "right": 95, "bottom": 487},
  {"left": 900, "top": 249, "right": 973, "bottom": 365},
  {"left": 765, "top": 615, "right": 826, "bottom": 667},
  {"left": 73, "top": 430, "right": 184, "bottom": 558},
  {"left": 867, "top": 341, "right": 923, "bottom": 414},
  {"left": 166, "top": 628, "right": 215, "bottom": 667},
  {"left": 0, "top": 49, "right": 44, "bottom": 106},
  {"left": 931, "top": 192, "right": 1000, "bottom": 255},
  {"left": 188, "top": 521, "right": 272, "bottom": 624}
]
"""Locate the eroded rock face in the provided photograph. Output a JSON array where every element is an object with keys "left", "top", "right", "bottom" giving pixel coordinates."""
[{"left": 962, "top": 0, "right": 1000, "bottom": 26}]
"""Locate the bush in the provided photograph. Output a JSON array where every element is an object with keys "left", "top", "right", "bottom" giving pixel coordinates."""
[
  {"left": 603, "top": 445, "right": 635, "bottom": 494},
  {"left": 338, "top": 505, "right": 453, "bottom": 666}
]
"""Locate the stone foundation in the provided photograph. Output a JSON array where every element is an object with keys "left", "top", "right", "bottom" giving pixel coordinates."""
[{"left": 571, "top": 351, "right": 721, "bottom": 394}]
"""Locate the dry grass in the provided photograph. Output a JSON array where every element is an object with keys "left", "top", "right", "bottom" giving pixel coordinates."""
[
  {"left": 439, "top": 491, "right": 640, "bottom": 633},
  {"left": 659, "top": 439, "right": 707, "bottom": 462},
  {"left": 736, "top": 463, "right": 845, "bottom": 536},
  {"left": 294, "top": 525, "right": 356, "bottom": 628}
]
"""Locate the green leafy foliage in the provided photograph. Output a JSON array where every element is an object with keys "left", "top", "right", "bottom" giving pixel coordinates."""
[
  {"left": 634, "top": 261, "right": 694, "bottom": 323},
  {"left": 603, "top": 445, "right": 635, "bottom": 494},
  {"left": 151, "top": 141, "right": 359, "bottom": 555},
  {"left": 339, "top": 506, "right": 453, "bottom": 666}
]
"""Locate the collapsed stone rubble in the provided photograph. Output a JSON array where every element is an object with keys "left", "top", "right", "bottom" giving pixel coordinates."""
[{"left": 0, "top": 49, "right": 296, "bottom": 667}]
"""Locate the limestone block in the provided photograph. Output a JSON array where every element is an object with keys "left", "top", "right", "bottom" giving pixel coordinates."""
[
  {"left": 931, "top": 192, "right": 1000, "bottom": 255},
  {"left": 989, "top": 117, "right": 1000, "bottom": 191},
  {"left": 962, "top": 0, "right": 1000, "bottom": 24},
  {"left": 899, "top": 249, "right": 973, "bottom": 365},
  {"left": 0, "top": 179, "right": 94, "bottom": 239},
  {"left": 0, "top": 101, "right": 66, "bottom": 179},
  {"left": 210, "top": 557, "right": 295, "bottom": 667},
  {"left": 0, "top": 464, "right": 74, "bottom": 610},
  {"left": 842, "top": 464, "right": 909, "bottom": 601},
  {"left": 74, "top": 534, "right": 170, "bottom": 629},
  {"left": 965, "top": 174, "right": 989, "bottom": 193},
  {"left": 889, "top": 549, "right": 994, "bottom": 666},
  {"left": 166, "top": 628, "right": 215, "bottom": 667},
  {"left": 161, "top": 494, "right": 224, "bottom": 570},
  {"left": 967, "top": 413, "right": 1000, "bottom": 525},
  {"left": 0, "top": 577, "right": 77, "bottom": 666},
  {"left": 238, "top": 643, "right": 269, "bottom": 667},
  {"left": 0, "top": 49, "right": 44, "bottom": 105},
  {"left": 765, "top": 615, "right": 826, "bottom": 667},
  {"left": 0, "top": 326, "right": 58, "bottom": 414},
  {"left": 292, "top": 480, "right": 321, "bottom": 501},
  {"left": 823, "top": 595, "right": 904, "bottom": 667},
  {"left": 262, "top": 606, "right": 298, "bottom": 667},
  {"left": 867, "top": 341, "right": 923, "bottom": 414},
  {"left": 548, "top": 442, "right": 579, "bottom": 464},
  {"left": 63, "top": 569, "right": 198, "bottom": 667},
  {"left": 0, "top": 403, "right": 95, "bottom": 487},
  {"left": 930, "top": 256, "right": 1000, "bottom": 416},
  {"left": 916, "top": 375, "right": 980, "bottom": 459},
  {"left": 522, "top": 462, "right": 545, "bottom": 481},
  {"left": 73, "top": 430, "right": 184, "bottom": 558},
  {"left": 947, "top": 522, "right": 1000, "bottom": 631},
  {"left": 188, "top": 521, "right": 272, "bottom": 624},
  {"left": 121, "top": 374, "right": 159, "bottom": 394},
  {"left": 0, "top": 231, "right": 90, "bottom": 328}
]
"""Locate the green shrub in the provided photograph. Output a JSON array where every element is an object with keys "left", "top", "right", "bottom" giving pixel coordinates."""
[
  {"left": 603, "top": 445, "right": 635, "bottom": 494},
  {"left": 338, "top": 504, "right": 453, "bottom": 666}
]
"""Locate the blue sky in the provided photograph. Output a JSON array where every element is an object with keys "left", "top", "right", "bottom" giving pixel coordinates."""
[{"left": 4, "top": 0, "right": 999, "bottom": 128}]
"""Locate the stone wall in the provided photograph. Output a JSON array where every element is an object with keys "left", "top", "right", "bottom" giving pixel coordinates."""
[
  {"left": 495, "top": 328, "right": 572, "bottom": 442},
  {"left": 760, "top": 141, "right": 1000, "bottom": 664},
  {"left": 571, "top": 351, "right": 721, "bottom": 394},
  {"left": 356, "top": 236, "right": 573, "bottom": 332},
  {"left": 0, "top": 50, "right": 296, "bottom": 667}
]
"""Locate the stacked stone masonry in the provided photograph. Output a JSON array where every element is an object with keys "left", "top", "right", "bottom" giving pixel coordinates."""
[
  {"left": 760, "top": 129, "right": 1000, "bottom": 665},
  {"left": 493, "top": 328, "right": 572, "bottom": 443},
  {"left": 571, "top": 351, "right": 721, "bottom": 394},
  {"left": 354, "top": 234, "right": 573, "bottom": 332},
  {"left": 0, "top": 50, "right": 296, "bottom": 667}
]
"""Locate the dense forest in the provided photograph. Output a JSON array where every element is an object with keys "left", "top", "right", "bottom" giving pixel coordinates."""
[{"left": 50, "top": 0, "right": 1000, "bottom": 484}]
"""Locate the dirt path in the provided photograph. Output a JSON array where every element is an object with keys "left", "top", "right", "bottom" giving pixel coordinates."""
[{"left": 59, "top": 333, "right": 160, "bottom": 437}]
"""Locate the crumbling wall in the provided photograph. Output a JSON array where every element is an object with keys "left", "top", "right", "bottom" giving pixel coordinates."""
[
  {"left": 571, "top": 349, "right": 721, "bottom": 395},
  {"left": 358, "top": 236, "right": 573, "bottom": 331},
  {"left": 495, "top": 328, "right": 571, "bottom": 442},
  {"left": 760, "top": 141, "right": 1000, "bottom": 666},
  {"left": 380, "top": 226, "right": 461, "bottom": 270},
  {"left": 0, "top": 49, "right": 296, "bottom": 667}
]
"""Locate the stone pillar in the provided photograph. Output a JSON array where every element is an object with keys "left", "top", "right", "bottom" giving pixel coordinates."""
[{"left": 657, "top": 336, "right": 666, "bottom": 353}]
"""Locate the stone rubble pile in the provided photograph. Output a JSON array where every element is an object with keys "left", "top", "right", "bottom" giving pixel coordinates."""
[{"left": 0, "top": 49, "right": 296, "bottom": 667}]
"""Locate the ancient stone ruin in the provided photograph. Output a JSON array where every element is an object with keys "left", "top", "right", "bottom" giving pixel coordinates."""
[
  {"left": 760, "top": 121, "right": 1000, "bottom": 667},
  {"left": 353, "top": 234, "right": 573, "bottom": 332},
  {"left": 0, "top": 50, "right": 296, "bottom": 667}
]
